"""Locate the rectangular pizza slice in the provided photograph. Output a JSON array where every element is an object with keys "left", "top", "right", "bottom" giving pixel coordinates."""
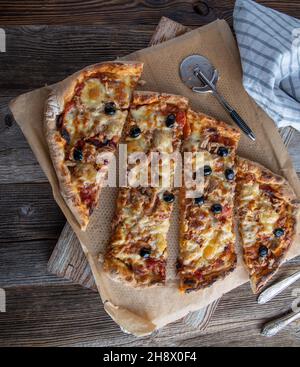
[
  {"left": 178, "top": 110, "right": 240, "bottom": 293},
  {"left": 236, "top": 157, "right": 298, "bottom": 293},
  {"left": 103, "top": 91, "right": 188, "bottom": 287}
]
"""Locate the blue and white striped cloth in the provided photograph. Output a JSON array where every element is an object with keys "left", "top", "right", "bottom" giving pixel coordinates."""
[{"left": 233, "top": 0, "right": 300, "bottom": 129}]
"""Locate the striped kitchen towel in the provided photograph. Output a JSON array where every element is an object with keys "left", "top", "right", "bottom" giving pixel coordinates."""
[{"left": 233, "top": 0, "right": 300, "bottom": 129}]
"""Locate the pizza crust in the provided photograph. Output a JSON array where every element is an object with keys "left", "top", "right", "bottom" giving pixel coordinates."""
[
  {"left": 237, "top": 157, "right": 298, "bottom": 203},
  {"left": 132, "top": 90, "right": 189, "bottom": 109},
  {"left": 44, "top": 61, "right": 143, "bottom": 230}
]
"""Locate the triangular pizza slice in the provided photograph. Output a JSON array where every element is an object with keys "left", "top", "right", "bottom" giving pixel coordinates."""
[
  {"left": 45, "top": 61, "right": 143, "bottom": 230},
  {"left": 236, "top": 157, "right": 298, "bottom": 293}
]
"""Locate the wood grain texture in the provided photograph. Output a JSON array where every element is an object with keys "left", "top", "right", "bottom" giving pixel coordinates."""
[
  {"left": 1, "top": 261, "right": 300, "bottom": 347},
  {"left": 1, "top": 0, "right": 300, "bottom": 347},
  {"left": 0, "top": 1, "right": 300, "bottom": 26}
]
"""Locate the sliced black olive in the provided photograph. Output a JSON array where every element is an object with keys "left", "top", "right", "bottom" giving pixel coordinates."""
[
  {"left": 183, "top": 278, "right": 196, "bottom": 286},
  {"left": 165, "top": 114, "right": 176, "bottom": 128},
  {"left": 259, "top": 245, "right": 268, "bottom": 257},
  {"left": 204, "top": 165, "right": 212, "bottom": 176},
  {"left": 163, "top": 191, "right": 175, "bottom": 203},
  {"left": 129, "top": 126, "right": 141, "bottom": 138},
  {"left": 225, "top": 168, "right": 235, "bottom": 180},
  {"left": 211, "top": 203, "right": 222, "bottom": 214},
  {"left": 56, "top": 113, "right": 63, "bottom": 129},
  {"left": 194, "top": 196, "right": 205, "bottom": 205},
  {"left": 73, "top": 147, "right": 83, "bottom": 161},
  {"left": 104, "top": 102, "right": 116, "bottom": 115},
  {"left": 140, "top": 247, "right": 151, "bottom": 258},
  {"left": 217, "top": 146, "right": 229, "bottom": 157},
  {"left": 274, "top": 228, "right": 285, "bottom": 238},
  {"left": 61, "top": 128, "right": 70, "bottom": 144}
]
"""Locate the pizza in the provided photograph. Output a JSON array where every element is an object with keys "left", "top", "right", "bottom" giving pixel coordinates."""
[
  {"left": 44, "top": 61, "right": 143, "bottom": 230},
  {"left": 235, "top": 157, "right": 298, "bottom": 293},
  {"left": 177, "top": 110, "right": 241, "bottom": 293},
  {"left": 103, "top": 91, "right": 188, "bottom": 287}
]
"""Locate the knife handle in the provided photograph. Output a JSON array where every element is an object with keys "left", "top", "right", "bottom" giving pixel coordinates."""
[
  {"left": 257, "top": 270, "right": 300, "bottom": 304},
  {"left": 261, "top": 309, "right": 300, "bottom": 337}
]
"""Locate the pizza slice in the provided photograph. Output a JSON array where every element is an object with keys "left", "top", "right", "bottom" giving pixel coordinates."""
[
  {"left": 103, "top": 91, "right": 188, "bottom": 287},
  {"left": 177, "top": 110, "right": 240, "bottom": 293},
  {"left": 44, "top": 61, "right": 143, "bottom": 230},
  {"left": 236, "top": 157, "right": 298, "bottom": 293}
]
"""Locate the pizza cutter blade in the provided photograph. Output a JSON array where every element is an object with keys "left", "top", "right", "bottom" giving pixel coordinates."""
[{"left": 179, "top": 55, "right": 256, "bottom": 141}]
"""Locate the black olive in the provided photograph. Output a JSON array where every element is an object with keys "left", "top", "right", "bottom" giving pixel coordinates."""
[
  {"left": 56, "top": 113, "right": 63, "bottom": 129},
  {"left": 225, "top": 168, "right": 235, "bottom": 180},
  {"left": 274, "top": 228, "right": 285, "bottom": 238},
  {"left": 183, "top": 278, "right": 196, "bottom": 285},
  {"left": 129, "top": 126, "right": 141, "bottom": 138},
  {"left": 204, "top": 165, "right": 212, "bottom": 176},
  {"left": 73, "top": 147, "right": 83, "bottom": 161},
  {"left": 140, "top": 247, "right": 151, "bottom": 258},
  {"left": 165, "top": 114, "right": 176, "bottom": 128},
  {"left": 259, "top": 245, "right": 268, "bottom": 257},
  {"left": 163, "top": 191, "right": 175, "bottom": 203},
  {"left": 61, "top": 128, "right": 70, "bottom": 144},
  {"left": 211, "top": 203, "right": 222, "bottom": 214},
  {"left": 194, "top": 196, "right": 205, "bottom": 205},
  {"left": 217, "top": 147, "right": 229, "bottom": 157},
  {"left": 104, "top": 102, "right": 116, "bottom": 115}
]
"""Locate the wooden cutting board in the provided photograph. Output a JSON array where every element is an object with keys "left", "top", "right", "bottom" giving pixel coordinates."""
[{"left": 47, "top": 17, "right": 221, "bottom": 329}]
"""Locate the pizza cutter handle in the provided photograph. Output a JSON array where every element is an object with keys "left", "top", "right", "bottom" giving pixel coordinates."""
[
  {"left": 229, "top": 110, "right": 256, "bottom": 141},
  {"left": 209, "top": 89, "right": 256, "bottom": 141}
]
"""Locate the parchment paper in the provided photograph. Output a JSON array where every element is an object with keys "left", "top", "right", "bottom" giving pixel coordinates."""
[{"left": 9, "top": 20, "right": 300, "bottom": 336}]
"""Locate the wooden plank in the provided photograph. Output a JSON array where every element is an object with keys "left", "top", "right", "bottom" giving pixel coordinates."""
[
  {"left": 1, "top": 264, "right": 300, "bottom": 347},
  {"left": 0, "top": 183, "right": 65, "bottom": 242},
  {"left": 0, "top": 240, "right": 70, "bottom": 287},
  {"left": 47, "top": 225, "right": 95, "bottom": 290},
  {"left": 0, "top": 1, "right": 299, "bottom": 27}
]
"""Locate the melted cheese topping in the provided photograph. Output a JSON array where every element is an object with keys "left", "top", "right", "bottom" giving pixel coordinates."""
[
  {"left": 178, "top": 111, "right": 239, "bottom": 291},
  {"left": 104, "top": 96, "right": 188, "bottom": 285},
  {"left": 57, "top": 68, "right": 141, "bottom": 223}
]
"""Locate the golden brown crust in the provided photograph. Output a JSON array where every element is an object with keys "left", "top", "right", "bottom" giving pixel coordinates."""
[
  {"left": 132, "top": 90, "right": 189, "bottom": 109},
  {"left": 44, "top": 61, "right": 143, "bottom": 230},
  {"left": 186, "top": 109, "right": 241, "bottom": 144},
  {"left": 236, "top": 157, "right": 299, "bottom": 293},
  {"left": 236, "top": 157, "right": 297, "bottom": 203}
]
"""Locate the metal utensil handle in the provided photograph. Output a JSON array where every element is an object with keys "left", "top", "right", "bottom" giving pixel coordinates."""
[
  {"left": 230, "top": 109, "right": 254, "bottom": 135},
  {"left": 258, "top": 270, "right": 300, "bottom": 305},
  {"left": 261, "top": 310, "right": 300, "bottom": 337},
  {"left": 211, "top": 90, "right": 256, "bottom": 141}
]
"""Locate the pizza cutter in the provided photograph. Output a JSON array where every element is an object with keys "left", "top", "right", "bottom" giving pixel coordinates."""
[{"left": 180, "top": 55, "right": 256, "bottom": 141}]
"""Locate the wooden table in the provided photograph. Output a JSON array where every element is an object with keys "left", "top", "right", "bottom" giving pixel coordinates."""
[{"left": 1, "top": 0, "right": 300, "bottom": 347}]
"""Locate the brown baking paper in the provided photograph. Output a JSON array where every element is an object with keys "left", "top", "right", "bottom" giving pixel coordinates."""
[{"left": 10, "top": 20, "right": 300, "bottom": 336}]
